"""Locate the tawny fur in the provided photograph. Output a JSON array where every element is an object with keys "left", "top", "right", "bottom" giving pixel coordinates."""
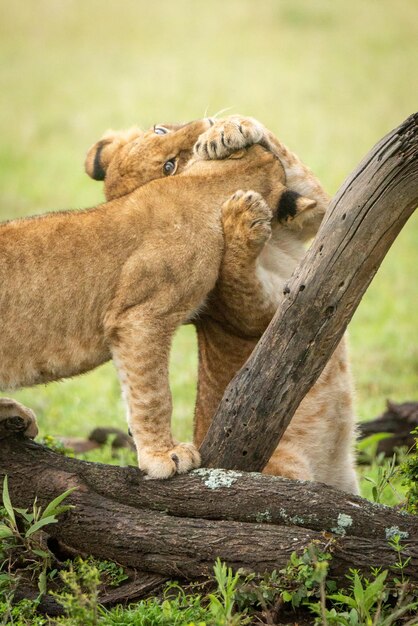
[
  {"left": 85, "top": 115, "right": 358, "bottom": 493},
  {"left": 1, "top": 120, "right": 293, "bottom": 479}
]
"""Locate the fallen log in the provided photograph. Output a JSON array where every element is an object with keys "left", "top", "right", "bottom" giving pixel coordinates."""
[
  {"left": 358, "top": 400, "right": 418, "bottom": 456},
  {"left": 1, "top": 428, "right": 417, "bottom": 582},
  {"left": 55, "top": 426, "right": 135, "bottom": 455},
  {"left": 201, "top": 113, "right": 418, "bottom": 471}
]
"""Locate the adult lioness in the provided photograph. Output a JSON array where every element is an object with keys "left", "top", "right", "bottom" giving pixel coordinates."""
[
  {"left": 196, "top": 119, "right": 358, "bottom": 493},
  {"left": 85, "top": 116, "right": 358, "bottom": 493},
  {"left": 0, "top": 121, "right": 307, "bottom": 479}
]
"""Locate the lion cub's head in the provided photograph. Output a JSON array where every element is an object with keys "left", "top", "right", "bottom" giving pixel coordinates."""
[{"left": 85, "top": 119, "right": 212, "bottom": 201}]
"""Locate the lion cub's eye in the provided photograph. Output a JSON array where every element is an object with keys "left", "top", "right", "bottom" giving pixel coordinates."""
[
  {"left": 163, "top": 159, "right": 176, "bottom": 175},
  {"left": 154, "top": 126, "right": 168, "bottom": 135}
]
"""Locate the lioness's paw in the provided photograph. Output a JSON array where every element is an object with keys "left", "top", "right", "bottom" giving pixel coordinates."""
[
  {"left": 194, "top": 116, "right": 265, "bottom": 160},
  {"left": 139, "top": 443, "right": 201, "bottom": 479},
  {"left": 223, "top": 190, "right": 272, "bottom": 251},
  {"left": 0, "top": 398, "right": 38, "bottom": 439}
]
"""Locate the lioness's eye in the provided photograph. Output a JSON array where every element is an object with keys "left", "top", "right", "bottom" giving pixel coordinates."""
[
  {"left": 154, "top": 126, "right": 168, "bottom": 135},
  {"left": 163, "top": 159, "right": 176, "bottom": 175}
]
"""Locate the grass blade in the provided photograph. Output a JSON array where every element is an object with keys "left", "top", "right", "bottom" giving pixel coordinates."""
[
  {"left": 2, "top": 476, "right": 16, "bottom": 528},
  {"left": 41, "top": 487, "right": 76, "bottom": 519}
]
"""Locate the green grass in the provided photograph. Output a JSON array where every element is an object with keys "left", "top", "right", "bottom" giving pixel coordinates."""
[{"left": 0, "top": 1, "right": 417, "bottom": 471}]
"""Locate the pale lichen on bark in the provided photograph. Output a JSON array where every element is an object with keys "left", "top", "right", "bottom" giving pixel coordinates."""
[{"left": 193, "top": 468, "right": 242, "bottom": 489}]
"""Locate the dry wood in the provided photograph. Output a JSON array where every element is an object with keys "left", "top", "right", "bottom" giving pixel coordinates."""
[
  {"left": 358, "top": 400, "right": 418, "bottom": 456},
  {"left": 1, "top": 431, "right": 417, "bottom": 582},
  {"left": 200, "top": 113, "right": 418, "bottom": 471},
  {"left": 56, "top": 426, "right": 135, "bottom": 454},
  {"left": 97, "top": 574, "right": 168, "bottom": 607}
]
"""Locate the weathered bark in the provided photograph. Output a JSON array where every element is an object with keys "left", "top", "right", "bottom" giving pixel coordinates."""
[
  {"left": 1, "top": 432, "right": 417, "bottom": 582},
  {"left": 97, "top": 574, "right": 168, "bottom": 607},
  {"left": 200, "top": 113, "right": 418, "bottom": 471},
  {"left": 358, "top": 401, "right": 418, "bottom": 456}
]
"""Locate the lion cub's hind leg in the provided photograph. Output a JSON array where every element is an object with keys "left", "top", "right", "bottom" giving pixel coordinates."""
[{"left": 0, "top": 398, "right": 38, "bottom": 439}]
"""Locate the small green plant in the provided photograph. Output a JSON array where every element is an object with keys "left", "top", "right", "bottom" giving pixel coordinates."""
[
  {"left": 233, "top": 540, "right": 418, "bottom": 626},
  {"left": 52, "top": 558, "right": 101, "bottom": 626},
  {"left": 362, "top": 453, "right": 402, "bottom": 504},
  {"left": 207, "top": 558, "right": 249, "bottom": 625},
  {"left": 318, "top": 568, "right": 389, "bottom": 625},
  {"left": 277, "top": 543, "right": 334, "bottom": 609},
  {"left": 400, "top": 428, "right": 418, "bottom": 515},
  {"left": 388, "top": 534, "right": 412, "bottom": 585},
  {"left": 311, "top": 566, "right": 418, "bottom": 626},
  {"left": 232, "top": 544, "right": 336, "bottom": 624},
  {"left": 0, "top": 475, "right": 75, "bottom": 597},
  {"left": 91, "top": 558, "right": 128, "bottom": 588},
  {"left": 39, "top": 434, "right": 74, "bottom": 457},
  {"left": 99, "top": 581, "right": 210, "bottom": 625},
  {"left": 0, "top": 597, "right": 48, "bottom": 625},
  {"left": 60, "top": 555, "right": 128, "bottom": 590}
]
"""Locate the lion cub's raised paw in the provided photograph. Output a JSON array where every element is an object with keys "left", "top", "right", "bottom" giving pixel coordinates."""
[
  {"left": 0, "top": 398, "right": 38, "bottom": 439},
  {"left": 139, "top": 442, "right": 201, "bottom": 479},
  {"left": 194, "top": 116, "right": 265, "bottom": 160},
  {"left": 222, "top": 190, "right": 272, "bottom": 252}
]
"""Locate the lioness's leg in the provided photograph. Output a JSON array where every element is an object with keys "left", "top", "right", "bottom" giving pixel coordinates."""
[
  {"left": 263, "top": 441, "right": 313, "bottom": 482},
  {"left": 0, "top": 397, "right": 38, "bottom": 439},
  {"left": 194, "top": 320, "right": 256, "bottom": 446},
  {"left": 109, "top": 311, "right": 200, "bottom": 479}
]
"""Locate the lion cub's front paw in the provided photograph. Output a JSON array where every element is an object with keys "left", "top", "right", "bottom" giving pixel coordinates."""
[
  {"left": 223, "top": 190, "right": 272, "bottom": 252},
  {"left": 0, "top": 398, "right": 38, "bottom": 439},
  {"left": 194, "top": 116, "right": 265, "bottom": 160},
  {"left": 139, "top": 442, "right": 201, "bottom": 479}
]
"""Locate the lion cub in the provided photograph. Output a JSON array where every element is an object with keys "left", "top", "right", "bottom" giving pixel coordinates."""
[{"left": 0, "top": 120, "right": 303, "bottom": 479}]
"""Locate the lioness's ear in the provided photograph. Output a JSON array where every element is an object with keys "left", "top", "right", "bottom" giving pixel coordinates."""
[
  {"left": 277, "top": 189, "right": 325, "bottom": 242},
  {"left": 84, "top": 127, "right": 142, "bottom": 181}
]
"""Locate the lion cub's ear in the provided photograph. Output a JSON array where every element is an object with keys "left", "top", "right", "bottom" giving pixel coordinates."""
[
  {"left": 277, "top": 189, "right": 324, "bottom": 242},
  {"left": 85, "top": 127, "right": 142, "bottom": 181}
]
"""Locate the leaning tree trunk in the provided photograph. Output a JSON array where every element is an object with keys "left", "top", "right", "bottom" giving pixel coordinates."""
[
  {"left": 200, "top": 112, "right": 418, "bottom": 471},
  {"left": 1, "top": 113, "right": 418, "bottom": 586}
]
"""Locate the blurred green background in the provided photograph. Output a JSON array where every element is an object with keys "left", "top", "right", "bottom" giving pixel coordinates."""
[{"left": 0, "top": 0, "right": 417, "bottom": 444}]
